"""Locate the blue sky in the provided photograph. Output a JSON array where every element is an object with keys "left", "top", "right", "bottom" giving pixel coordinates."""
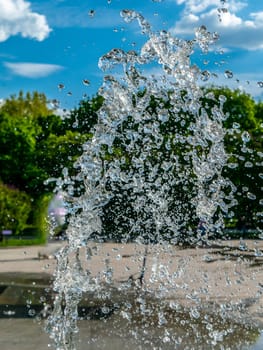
[{"left": 0, "top": 0, "right": 262, "bottom": 110}]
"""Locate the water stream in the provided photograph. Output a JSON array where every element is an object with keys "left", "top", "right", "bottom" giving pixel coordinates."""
[{"left": 45, "top": 10, "right": 261, "bottom": 350}]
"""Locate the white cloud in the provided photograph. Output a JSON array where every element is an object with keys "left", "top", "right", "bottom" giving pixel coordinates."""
[
  {"left": 176, "top": 0, "right": 221, "bottom": 13},
  {"left": 175, "top": 0, "right": 247, "bottom": 14},
  {"left": 4, "top": 62, "right": 64, "bottom": 78},
  {"left": 0, "top": 0, "right": 51, "bottom": 42},
  {"left": 171, "top": 0, "right": 263, "bottom": 50}
]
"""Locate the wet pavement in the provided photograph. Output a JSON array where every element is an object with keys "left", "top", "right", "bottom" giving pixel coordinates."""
[
  {"left": 1, "top": 240, "right": 263, "bottom": 349},
  {"left": 0, "top": 316, "right": 263, "bottom": 350}
]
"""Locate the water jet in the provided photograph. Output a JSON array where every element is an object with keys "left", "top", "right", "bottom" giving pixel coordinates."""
[{"left": 45, "top": 10, "right": 263, "bottom": 350}]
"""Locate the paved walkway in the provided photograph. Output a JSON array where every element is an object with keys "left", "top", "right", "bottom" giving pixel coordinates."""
[
  {"left": 1, "top": 240, "right": 263, "bottom": 350},
  {"left": 0, "top": 240, "right": 263, "bottom": 325},
  {"left": 0, "top": 241, "right": 62, "bottom": 275}
]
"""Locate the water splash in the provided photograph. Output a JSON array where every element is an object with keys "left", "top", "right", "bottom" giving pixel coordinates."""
[{"left": 46, "top": 10, "right": 238, "bottom": 349}]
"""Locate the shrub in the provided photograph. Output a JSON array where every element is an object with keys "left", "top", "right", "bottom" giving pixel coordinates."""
[{"left": 0, "top": 182, "right": 32, "bottom": 235}]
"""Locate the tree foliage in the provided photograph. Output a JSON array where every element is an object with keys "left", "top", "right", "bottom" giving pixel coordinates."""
[
  {"left": 0, "top": 91, "right": 100, "bottom": 196},
  {"left": 0, "top": 91, "right": 100, "bottom": 238},
  {"left": 218, "top": 88, "right": 262, "bottom": 231},
  {"left": 101, "top": 87, "right": 263, "bottom": 240},
  {"left": 0, "top": 91, "right": 51, "bottom": 119},
  {"left": 0, "top": 182, "right": 32, "bottom": 235},
  {"left": 0, "top": 88, "right": 262, "bottom": 241}
]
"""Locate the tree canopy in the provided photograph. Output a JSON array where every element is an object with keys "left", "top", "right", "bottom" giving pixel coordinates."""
[
  {"left": 0, "top": 88, "right": 262, "bottom": 241},
  {"left": 0, "top": 91, "right": 100, "bottom": 238},
  {"left": 0, "top": 91, "right": 100, "bottom": 197}
]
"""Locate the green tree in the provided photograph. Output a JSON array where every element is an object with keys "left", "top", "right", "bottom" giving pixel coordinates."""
[
  {"left": 218, "top": 89, "right": 262, "bottom": 232},
  {"left": 100, "top": 87, "right": 263, "bottom": 241},
  {"left": 196, "top": 87, "right": 262, "bottom": 232},
  {"left": 0, "top": 182, "right": 32, "bottom": 235},
  {"left": 36, "top": 131, "right": 91, "bottom": 181},
  {"left": 0, "top": 92, "right": 101, "bottom": 196},
  {"left": 0, "top": 91, "right": 51, "bottom": 118},
  {"left": 0, "top": 92, "right": 103, "bottom": 240},
  {"left": 0, "top": 111, "right": 39, "bottom": 191},
  {"left": 62, "top": 96, "right": 102, "bottom": 134}
]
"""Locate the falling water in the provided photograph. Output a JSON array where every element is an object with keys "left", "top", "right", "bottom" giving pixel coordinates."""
[{"left": 45, "top": 10, "right": 252, "bottom": 350}]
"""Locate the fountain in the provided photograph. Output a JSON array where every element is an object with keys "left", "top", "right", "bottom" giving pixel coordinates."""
[{"left": 45, "top": 10, "right": 262, "bottom": 350}]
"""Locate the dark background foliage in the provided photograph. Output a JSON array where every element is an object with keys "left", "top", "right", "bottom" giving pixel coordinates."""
[{"left": 0, "top": 88, "right": 262, "bottom": 243}]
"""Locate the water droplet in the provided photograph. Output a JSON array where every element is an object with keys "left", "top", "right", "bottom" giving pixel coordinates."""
[
  {"left": 224, "top": 70, "right": 233, "bottom": 79},
  {"left": 40, "top": 296, "right": 46, "bottom": 303},
  {"left": 50, "top": 99, "right": 60, "bottom": 108},
  {"left": 203, "top": 255, "right": 213, "bottom": 262},
  {"left": 244, "top": 161, "right": 253, "bottom": 168},
  {"left": 239, "top": 239, "right": 248, "bottom": 251},
  {"left": 254, "top": 248, "right": 263, "bottom": 257},
  {"left": 83, "top": 79, "right": 90, "bottom": 86},
  {"left": 163, "top": 332, "right": 171, "bottom": 343},
  {"left": 190, "top": 308, "right": 200, "bottom": 319},
  {"left": 212, "top": 32, "right": 220, "bottom": 40},
  {"left": 101, "top": 306, "right": 110, "bottom": 314},
  {"left": 158, "top": 312, "right": 167, "bottom": 326},
  {"left": 201, "top": 70, "right": 210, "bottom": 81},
  {"left": 232, "top": 122, "right": 240, "bottom": 129},
  {"left": 58, "top": 83, "right": 65, "bottom": 91},
  {"left": 219, "top": 94, "right": 227, "bottom": 104},
  {"left": 120, "top": 310, "right": 131, "bottom": 320},
  {"left": 205, "top": 92, "right": 215, "bottom": 100},
  {"left": 28, "top": 309, "right": 36, "bottom": 317},
  {"left": 241, "top": 131, "right": 250, "bottom": 143},
  {"left": 120, "top": 10, "right": 151, "bottom": 34},
  {"left": 196, "top": 25, "right": 207, "bottom": 34},
  {"left": 227, "top": 163, "right": 238, "bottom": 169},
  {"left": 88, "top": 10, "right": 95, "bottom": 18},
  {"left": 247, "top": 192, "right": 256, "bottom": 200}
]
